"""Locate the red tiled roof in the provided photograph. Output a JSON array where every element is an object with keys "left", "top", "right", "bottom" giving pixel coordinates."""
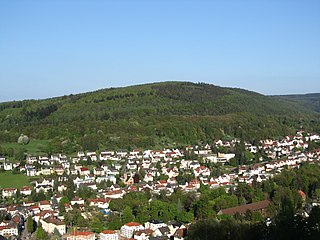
[
  {"left": 126, "top": 222, "right": 142, "bottom": 227},
  {"left": 72, "top": 231, "right": 94, "bottom": 236},
  {"left": 220, "top": 200, "right": 271, "bottom": 215},
  {"left": 101, "top": 230, "right": 116, "bottom": 234}
]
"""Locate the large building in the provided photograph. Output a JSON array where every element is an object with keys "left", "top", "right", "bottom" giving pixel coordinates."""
[
  {"left": 120, "top": 222, "right": 144, "bottom": 238},
  {"left": 0, "top": 224, "right": 18, "bottom": 238},
  {"left": 218, "top": 199, "right": 271, "bottom": 217},
  {"left": 40, "top": 217, "right": 66, "bottom": 236}
]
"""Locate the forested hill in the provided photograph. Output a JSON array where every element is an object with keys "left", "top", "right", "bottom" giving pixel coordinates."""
[
  {"left": 0, "top": 82, "right": 319, "bottom": 152},
  {"left": 274, "top": 93, "right": 320, "bottom": 113}
]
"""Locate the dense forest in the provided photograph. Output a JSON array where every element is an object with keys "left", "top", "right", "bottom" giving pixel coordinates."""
[
  {"left": 276, "top": 93, "right": 320, "bottom": 113},
  {"left": 0, "top": 82, "right": 319, "bottom": 152}
]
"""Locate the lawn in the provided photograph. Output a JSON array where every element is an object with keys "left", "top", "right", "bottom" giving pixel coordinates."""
[
  {"left": 1, "top": 139, "right": 50, "bottom": 156},
  {"left": 0, "top": 171, "right": 31, "bottom": 189}
]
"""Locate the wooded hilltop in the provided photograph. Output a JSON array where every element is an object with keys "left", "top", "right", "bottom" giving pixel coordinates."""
[{"left": 0, "top": 82, "right": 319, "bottom": 153}]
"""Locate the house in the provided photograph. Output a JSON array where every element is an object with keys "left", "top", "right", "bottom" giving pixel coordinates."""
[
  {"left": 2, "top": 188, "right": 17, "bottom": 198},
  {"left": 80, "top": 167, "right": 90, "bottom": 176},
  {"left": 100, "top": 151, "right": 114, "bottom": 161},
  {"left": 120, "top": 222, "right": 144, "bottom": 238},
  {"left": 26, "top": 156, "right": 38, "bottom": 164},
  {"left": 26, "top": 167, "right": 37, "bottom": 177},
  {"left": 65, "top": 231, "right": 95, "bottom": 240},
  {"left": 77, "top": 152, "right": 86, "bottom": 158},
  {"left": 40, "top": 217, "right": 66, "bottom": 235},
  {"left": 40, "top": 167, "right": 52, "bottom": 176},
  {"left": 93, "top": 168, "right": 104, "bottom": 176},
  {"left": 96, "top": 176, "right": 117, "bottom": 185},
  {"left": 0, "top": 224, "right": 18, "bottom": 237},
  {"left": 71, "top": 197, "right": 85, "bottom": 206},
  {"left": 153, "top": 226, "right": 171, "bottom": 238},
  {"left": 20, "top": 186, "right": 32, "bottom": 196},
  {"left": 87, "top": 152, "right": 98, "bottom": 161},
  {"left": 39, "top": 156, "right": 50, "bottom": 166},
  {"left": 144, "top": 173, "right": 154, "bottom": 182},
  {"left": 99, "top": 230, "right": 119, "bottom": 240},
  {"left": 104, "top": 190, "right": 124, "bottom": 199},
  {"left": 58, "top": 184, "right": 67, "bottom": 193},
  {"left": 54, "top": 167, "right": 65, "bottom": 175},
  {"left": 3, "top": 161, "right": 13, "bottom": 171},
  {"left": 33, "top": 210, "right": 55, "bottom": 223},
  {"left": 50, "top": 155, "right": 60, "bottom": 162},
  {"left": 116, "top": 150, "right": 128, "bottom": 158},
  {"left": 35, "top": 179, "right": 54, "bottom": 190},
  {"left": 88, "top": 198, "right": 110, "bottom": 209},
  {"left": 134, "top": 229, "right": 154, "bottom": 240},
  {"left": 194, "top": 166, "right": 210, "bottom": 178},
  {"left": 38, "top": 201, "right": 52, "bottom": 211},
  {"left": 124, "top": 174, "right": 135, "bottom": 186},
  {"left": 35, "top": 179, "right": 54, "bottom": 193},
  {"left": 23, "top": 201, "right": 35, "bottom": 207},
  {"left": 29, "top": 205, "right": 41, "bottom": 215},
  {"left": 145, "top": 220, "right": 167, "bottom": 231}
]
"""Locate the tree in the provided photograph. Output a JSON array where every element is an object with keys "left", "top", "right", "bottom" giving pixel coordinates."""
[
  {"left": 176, "top": 210, "right": 194, "bottom": 223},
  {"left": 90, "top": 217, "right": 104, "bottom": 233},
  {"left": 192, "top": 195, "right": 214, "bottom": 220},
  {"left": 52, "top": 227, "right": 62, "bottom": 239},
  {"left": 136, "top": 206, "right": 150, "bottom": 224},
  {"left": 36, "top": 222, "right": 48, "bottom": 240},
  {"left": 122, "top": 206, "right": 135, "bottom": 224},
  {"left": 76, "top": 186, "right": 96, "bottom": 200},
  {"left": 107, "top": 213, "right": 123, "bottom": 230},
  {"left": 31, "top": 190, "right": 46, "bottom": 202},
  {"left": 26, "top": 215, "right": 35, "bottom": 234}
]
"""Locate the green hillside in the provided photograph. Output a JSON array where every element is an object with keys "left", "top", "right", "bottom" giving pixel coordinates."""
[
  {"left": 275, "top": 93, "right": 320, "bottom": 113},
  {"left": 0, "top": 82, "right": 319, "bottom": 153}
]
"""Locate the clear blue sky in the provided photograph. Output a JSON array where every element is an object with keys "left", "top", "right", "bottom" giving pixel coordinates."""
[{"left": 1, "top": 0, "right": 319, "bottom": 102}]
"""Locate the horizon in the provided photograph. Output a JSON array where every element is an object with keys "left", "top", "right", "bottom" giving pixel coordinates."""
[{"left": 1, "top": 0, "right": 320, "bottom": 102}]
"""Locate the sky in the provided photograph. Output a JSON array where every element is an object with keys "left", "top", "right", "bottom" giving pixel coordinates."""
[{"left": 0, "top": 0, "right": 320, "bottom": 102}]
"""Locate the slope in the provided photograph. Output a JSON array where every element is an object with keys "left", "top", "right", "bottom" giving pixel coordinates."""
[{"left": 275, "top": 93, "right": 320, "bottom": 113}]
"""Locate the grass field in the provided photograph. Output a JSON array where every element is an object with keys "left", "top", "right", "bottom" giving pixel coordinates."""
[
  {"left": 1, "top": 139, "right": 50, "bottom": 156},
  {"left": 0, "top": 171, "right": 31, "bottom": 189}
]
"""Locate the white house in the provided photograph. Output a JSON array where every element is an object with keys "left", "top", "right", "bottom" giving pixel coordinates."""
[{"left": 2, "top": 188, "right": 17, "bottom": 198}]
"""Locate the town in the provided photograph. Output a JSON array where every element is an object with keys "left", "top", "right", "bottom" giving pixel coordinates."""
[{"left": 0, "top": 130, "right": 320, "bottom": 240}]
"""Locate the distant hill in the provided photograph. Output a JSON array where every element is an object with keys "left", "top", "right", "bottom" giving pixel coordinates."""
[
  {"left": 275, "top": 93, "right": 320, "bottom": 113},
  {"left": 0, "top": 82, "right": 319, "bottom": 152}
]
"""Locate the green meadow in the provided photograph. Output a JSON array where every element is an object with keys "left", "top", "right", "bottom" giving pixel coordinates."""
[
  {"left": 0, "top": 171, "right": 31, "bottom": 189},
  {"left": 1, "top": 139, "right": 50, "bottom": 156}
]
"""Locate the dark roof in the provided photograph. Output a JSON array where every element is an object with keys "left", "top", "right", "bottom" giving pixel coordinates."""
[
  {"left": 149, "top": 237, "right": 169, "bottom": 240},
  {"left": 219, "top": 200, "right": 271, "bottom": 215},
  {"left": 158, "top": 226, "right": 170, "bottom": 235},
  {"left": 150, "top": 219, "right": 164, "bottom": 224}
]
